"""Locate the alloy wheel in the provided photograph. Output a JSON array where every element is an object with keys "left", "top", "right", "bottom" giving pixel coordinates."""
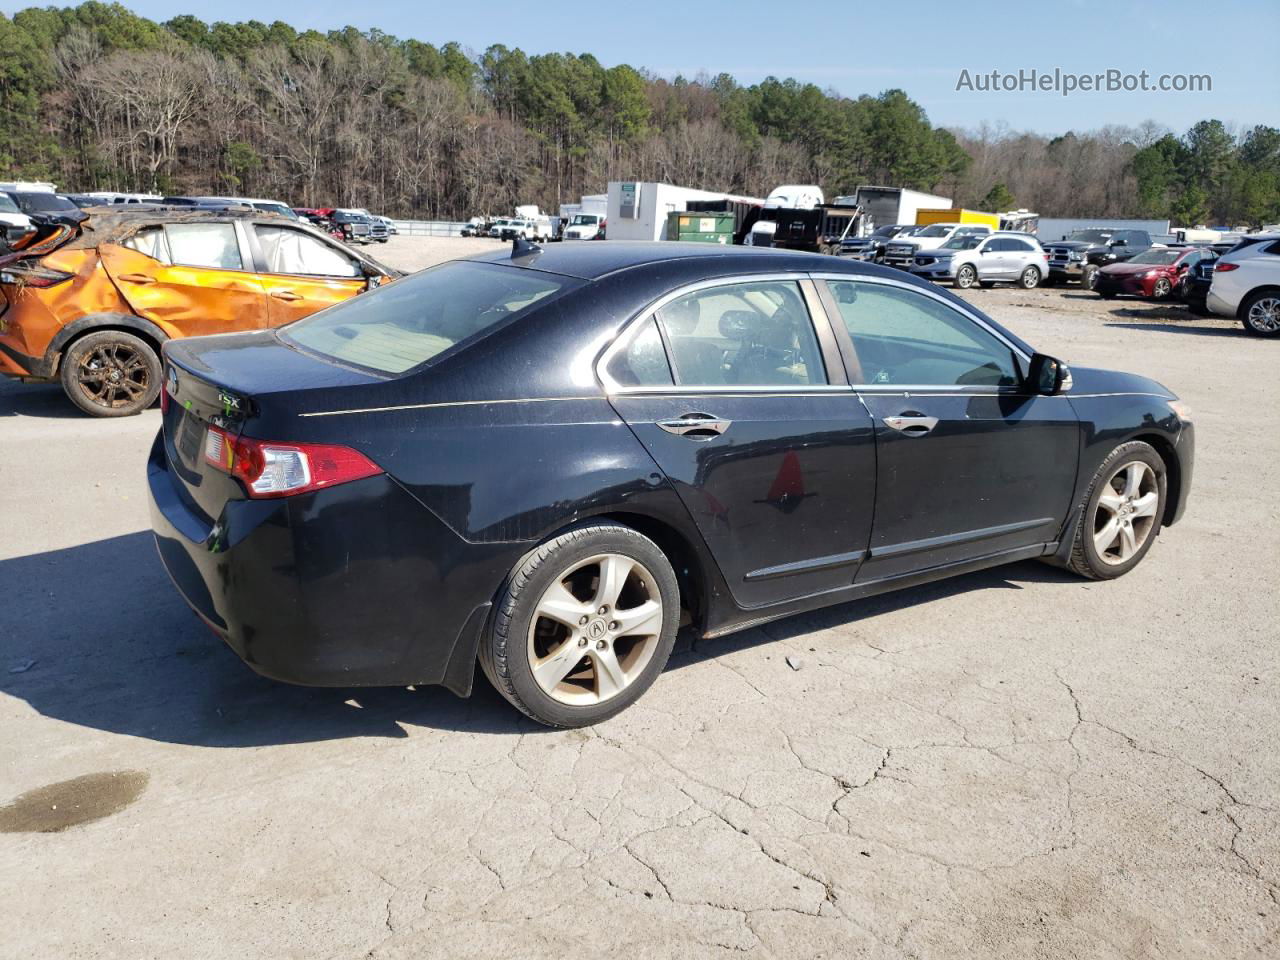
[
  {"left": 1021, "top": 267, "right": 1040, "bottom": 289},
  {"left": 956, "top": 265, "right": 976, "bottom": 288},
  {"left": 1092, "top": 461, "right": 1160, "bottom": 565},
  {"left": 526, "top": 553, "right": 664, "bottom": 705},
  {"left": 1153, "top": 277, "right": 1172, "bottom": 298},
  {"left": 1246, "top": 296, "right": 1280, "bottom": 333},
  {"left": 75, "top": 342, "right": 151, "bottom": 409}
]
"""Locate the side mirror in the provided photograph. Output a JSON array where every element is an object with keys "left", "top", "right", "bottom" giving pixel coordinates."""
[{"left": 1028, "top": 353, "right": 1072, "bottom": 395}]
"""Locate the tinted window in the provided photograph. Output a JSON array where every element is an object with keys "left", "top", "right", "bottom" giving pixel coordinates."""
[
  {"left": 13, "top": 193, "right": 77, "bottom": 213},
  {"left": 606, "top": 317, "right": 673, "bottom": 387},
  {"left": 826, "top": 280, "right": 1019, "bottom": 388},
  {"left": 0, "top": 194, "right": 20, "bottom": 214},
  {"left": 983, "top": 238, "right": 1009, "bottom": 252},
  {"left": 1007, "top": 238, "right": 1036, "bottom": 252},
  {"left": 655, "top": 280, "right": 825, "bottom": 387},
  {"left": 284, "top": 261, "right": 570, "bottom": 375},
  {"left": 256, "top": 226, "right": 359, "bottom": 277}
]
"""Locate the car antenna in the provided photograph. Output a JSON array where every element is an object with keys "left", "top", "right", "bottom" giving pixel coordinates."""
[{"left": 511, "top": 235, "right": 541, "bottom": 259}]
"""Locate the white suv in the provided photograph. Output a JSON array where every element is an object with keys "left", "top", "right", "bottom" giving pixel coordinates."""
[
  {"left": 1206, "top": 234, "right": 1280, "bottom": 336},
  {"left": 882, "top": 223, "right": 994, "bottom": 268},
  {"left": 910, "top": 232, "right": 1048, "bottom": 289}
]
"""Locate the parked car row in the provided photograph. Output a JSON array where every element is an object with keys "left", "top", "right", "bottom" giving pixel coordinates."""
[{"left": 866, "top": 218, "right": 1280, "bottom": 337}]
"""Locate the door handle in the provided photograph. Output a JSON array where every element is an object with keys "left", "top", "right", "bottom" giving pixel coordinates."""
[
  {"left": 884, "top": 414, "right": 939, "bottom": 436},
  {"left": 655, "top": 412, "right": 731, "bottom": 438},
  {"left": 270, "top": 290, "right": 303, "bottom": 302},
  {"left": 117, "top": 273, "right": 156, "bottom": 284}
]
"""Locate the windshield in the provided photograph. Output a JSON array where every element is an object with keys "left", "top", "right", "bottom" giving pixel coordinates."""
[
  {"left": 1127, "top": 249, "right": 1183, "bottom": 265},
  {"left": 917, "top": 224, "right": 953, "bottom": 238},
  {"left": 0, "top": 194, "right": 20, "bottom": 214},
  {"left": 14, "top": 193, "right": 77, "bottom": 213},
  {"left": 941, "top": 236, "right": 983, "bottom": 251},
  {"left": 870, "top": 225, "right": 899, "bottom": 238},
  {"left": 570, "top": 215, "right": 599, "bottom": 225},
  {"left": 253, "top": 202, "right": 299, "bottom": 220},
  {"left": 1066, "top": 230, "right": 1113, "bottom": 243},
  {"left": 283, "top": 261, "right": 574, "bottom": 375}
]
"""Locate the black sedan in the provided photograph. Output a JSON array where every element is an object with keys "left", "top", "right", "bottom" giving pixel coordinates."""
[{"left": 149, "top": 241, "right": 1194, "bottom": 727}]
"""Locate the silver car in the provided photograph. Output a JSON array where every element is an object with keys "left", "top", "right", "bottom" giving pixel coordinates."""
[
  {"left": 910, "top": 232, "right": 1048, "bottom": 289},
  {"left": 1205, "top": 233, "right": 1280, "bottom": 336}
]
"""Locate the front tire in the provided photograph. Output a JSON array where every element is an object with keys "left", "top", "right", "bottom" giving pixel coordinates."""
[
  {"left": 1082, "top": 264, "right": 1099, "bottom": 290},
  {"left": 481, "top": 522, "right": 680, "bottom": 727},
  {"left": 60, "top": 330, "right": 161, "bottom": 417},
  {"left": 1152, "top": 277, "right": 1173, "bottom": 299},
  {"left": 1240, "top": 291, "right": 1280, "bottom": 337},
  {"left": 955, "top": 264, "right": 977, "bottom": 289},
  {"left": 1066, "top": 441, "right": 1167, "bottom": 580}
]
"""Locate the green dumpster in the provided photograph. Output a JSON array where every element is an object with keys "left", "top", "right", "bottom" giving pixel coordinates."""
[{"left": 665, "top": 210, "right": 735, "bottom": 244}]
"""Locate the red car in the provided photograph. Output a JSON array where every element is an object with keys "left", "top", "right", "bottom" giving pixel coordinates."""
[{"left": 1094, "top": 247, "right": 1207, "bottom": 300}]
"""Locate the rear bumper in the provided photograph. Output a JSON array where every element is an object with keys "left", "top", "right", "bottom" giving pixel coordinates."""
[
  {"left": 1206, "top": 290, "right": 1236, "bottom": 317},
  {"left": 147, "top": 432, "right": 513, "bottom": 693}
]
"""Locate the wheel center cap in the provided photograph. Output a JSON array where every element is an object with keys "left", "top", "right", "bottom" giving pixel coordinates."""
[{"left": 586, "top": 618, "right": 608, "bottom": 641}]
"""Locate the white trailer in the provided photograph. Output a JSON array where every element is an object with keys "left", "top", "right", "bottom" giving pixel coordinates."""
[
  {"left": 840, "top": 186, "right": 952, "bottom": 236},
  {"left": 606, "top": 181, "right": 763, "bottom": 242}
]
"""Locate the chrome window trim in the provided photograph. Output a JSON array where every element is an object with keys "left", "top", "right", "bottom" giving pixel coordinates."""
[{"left": 596, "top": 272, "right": 837, "bottom": 395}]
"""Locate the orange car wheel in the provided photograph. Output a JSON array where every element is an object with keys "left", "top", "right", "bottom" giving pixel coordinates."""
[{"left": 59, "top": 330, "right": 161, "bottom": 418}]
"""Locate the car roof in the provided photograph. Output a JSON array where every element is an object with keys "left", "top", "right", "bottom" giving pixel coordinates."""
[{"left": 470, "top": 240, "right": 885, "bottom": 281}]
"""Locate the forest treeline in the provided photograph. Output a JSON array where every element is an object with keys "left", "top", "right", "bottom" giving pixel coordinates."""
[{"left": 1, "top": 3, "right": 1277, "bottom": 225}]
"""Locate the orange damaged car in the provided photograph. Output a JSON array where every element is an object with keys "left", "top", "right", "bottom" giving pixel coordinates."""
[{"left": 0, "top": 206, "right": 399, "bottom": 416}]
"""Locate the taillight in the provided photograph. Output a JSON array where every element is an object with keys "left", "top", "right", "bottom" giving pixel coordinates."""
[
  {"left": 203, "top": 426, "right": 382, "bottom": 498},
  {"left": 0, "top": 262, "right": 75, "bottom": 288},
  {"left": 1214, "top": 262, "right": 1239, "bottom": 272}
]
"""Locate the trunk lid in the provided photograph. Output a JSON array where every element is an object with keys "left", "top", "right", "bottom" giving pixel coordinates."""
[{"left": 161, "top": 331, "right": 383, "bottom": 521}]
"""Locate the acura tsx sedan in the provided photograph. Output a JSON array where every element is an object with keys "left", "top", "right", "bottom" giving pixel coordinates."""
[{"left": 149, "top": 240, "right": 1194, "bottom": 727}]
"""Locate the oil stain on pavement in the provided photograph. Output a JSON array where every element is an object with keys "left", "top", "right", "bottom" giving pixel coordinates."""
[{"left": 0, "top": 771, "right": 148, "bottom": 833}]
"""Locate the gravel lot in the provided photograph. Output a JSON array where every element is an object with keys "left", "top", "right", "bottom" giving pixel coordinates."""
[{"left": 1, "top": 236, "right": 1276, "bottom": 959}]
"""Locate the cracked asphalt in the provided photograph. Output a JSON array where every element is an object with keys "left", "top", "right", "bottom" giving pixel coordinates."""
[{"left": 1, "top": 237, "right": 1276, "bottom": 958}]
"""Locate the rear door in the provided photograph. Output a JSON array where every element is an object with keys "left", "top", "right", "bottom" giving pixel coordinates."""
[
  {"left": 248, "top": 222, "right": 368, "bottom": 327},
  {"left": 816, "top": 274, "right": 1079, "bottom": 582},
  {"left": 99, "top": 221, "right": 268, "bottom": 336},
  {"left": 603, "top": 275, "right": 878, "bottom": 608}
]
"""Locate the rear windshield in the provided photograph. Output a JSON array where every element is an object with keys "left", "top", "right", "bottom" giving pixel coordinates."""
[
  {"left": 282, "top": 260, "right": 573, "bottom": 375},
  {"left": 14, "top": 193, "right": 77, "bottom": 213}
]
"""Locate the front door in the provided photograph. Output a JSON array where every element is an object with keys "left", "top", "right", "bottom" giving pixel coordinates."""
[
  {"left": 605, "top": 277, "right": 877, "bottom": 608},
  {"left": 249, "top": 223, "right": 369, "bottom": 327},
  {"left": 818, "top": 276, "right": 1080, "bottom": 581},
  {"left": 100, "top": 222, "right": 268, "bottom": 336}
]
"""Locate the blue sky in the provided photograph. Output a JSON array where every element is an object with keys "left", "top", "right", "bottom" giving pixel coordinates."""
[{"left": 10, "top": 0, "right": 1278, "bottom": 136}]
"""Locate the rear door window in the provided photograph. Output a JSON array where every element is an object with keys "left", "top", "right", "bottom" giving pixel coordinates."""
[
  {"left": 255, "top": 225, "right": 360, "bottom": 277},
  {"left": 123, "top": 226, "right": 173, "bottom": 263},
  {"left": 283, "top": 260, "right": 572, "bottom": 375},
  {"left": 653, "top": 280, "right": 826, "bottom": 387},
  {"left": 164, "top": 223, "right": 243, "bottom": 270}
]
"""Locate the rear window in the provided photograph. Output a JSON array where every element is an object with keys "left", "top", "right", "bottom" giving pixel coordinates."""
[{"left": 282, "top": 261, "right": 573, "bottom": 375}]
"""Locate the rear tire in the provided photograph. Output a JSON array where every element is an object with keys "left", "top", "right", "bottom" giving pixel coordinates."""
[
  {"left": 1240, "top": 291, "right": 1280, "bottom": 337},
  {"left": 1066, "top": 441, "right": 1167, "bottom": 580},
  {"left": 1019, "top": 266, "right": 1041, "bottom": 289},
  {"left": 480, "top": 522, "right": 680, "bottom": 727},
  {"left": 59, "top": 330, "right": 161, "bottom": 418}
]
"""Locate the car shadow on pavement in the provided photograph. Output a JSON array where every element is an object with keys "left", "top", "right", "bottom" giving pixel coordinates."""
[
  {"left": 665, "top": 560, "right": 1078, "bottom": 667},
  {"left": 2, "top": 532, "right": 1080, "bottom": 746},
  {"left": 0, "top": 380, "right": 82, "bottom": 419},
  {"left": 0, "top": 531, "right": 541, "bottom": 748},
  {"left": 1104, "top": 321, "right": 1243, "bottom": 338}
]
